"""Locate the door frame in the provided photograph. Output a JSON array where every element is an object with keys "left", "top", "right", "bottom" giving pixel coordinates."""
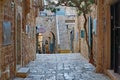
[{"left": 15, "top": 11, "right": 22, "bottom": 70}]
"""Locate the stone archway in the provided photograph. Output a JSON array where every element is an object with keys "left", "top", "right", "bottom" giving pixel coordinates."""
[
  {"left": 49, "top": 31, "right": 56, "bottom": 53},
  {"left": 16, "top": 13, "right": 22, "bottom": 69}
]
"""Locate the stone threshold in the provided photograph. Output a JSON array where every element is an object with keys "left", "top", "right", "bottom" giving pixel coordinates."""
[{"left": 107, "top": 70, "right": 120, "bottom": 80}]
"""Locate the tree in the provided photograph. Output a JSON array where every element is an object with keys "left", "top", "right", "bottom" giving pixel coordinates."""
[{"left": 46, "top": 0, "right": 95, "bottom": 64}]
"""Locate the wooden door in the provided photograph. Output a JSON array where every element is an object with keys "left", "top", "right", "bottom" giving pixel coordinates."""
[{"left": 111, "top": 1, "right": 120, "bottom": 74}]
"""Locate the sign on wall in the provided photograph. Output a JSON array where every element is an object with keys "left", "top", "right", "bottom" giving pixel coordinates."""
[
  {"left": 2, "top": 21, "right": 12, "bottom": 45},
  {"left": 65, "top": 20, "right": 75, "bottom": 23},
  {"left": 81, "top": 30, "right": 85, "bottom": 38},
  {"left": 26, "top": 25, "right": 30, "bottom": 34},
  {"left": 37, "top": 27, "right": 46, "bottom": 33}
]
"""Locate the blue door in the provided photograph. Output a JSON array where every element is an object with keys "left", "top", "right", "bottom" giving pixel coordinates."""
[{"left": 88, "top": 16, "right": 93, "bottom": 56}]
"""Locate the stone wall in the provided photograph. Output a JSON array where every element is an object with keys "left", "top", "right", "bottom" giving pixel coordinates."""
[
  {"left": 73, "top": 16, "right": 79, "bottom": 53},
  {"left": 79, "top": 4, "right": 97, "bottom": 60},
  {"left": 22, "top": 0, "right": 36, "bottom": 66},
  {"left": 0, "top": 0, "right": 39, "bottom": 79},
  {"left": 77, "top": 0, "right": 112, "bottom": 74},
  {"left": 57, "top": 15, "right": 78, "bottom": 52},
  {"left": 0, "top": 0, "right": 16, "bottom": 79},
  {"left": 36, "top": 16, "right": 56, "bottom": 42},
  {"left": 36, "top": 16, "right": 57, "bottom": 52},
  {"left": 96, "top": 0, "right": 111, "bottom": 73},
  {"left": 79, "top": 15, "right": 89, "bottom": 59},
  {"left": 90, "top": 5, "right": 98, "bottom": 65},
  {"left": 57, "top": 15, "right": 69, "bottom": 50},
  {"left": 94, "top": 1, "right": 120, "bottom": 80},
  {"left": 36, "top": 15, "right": 78, "bottom": 53}
]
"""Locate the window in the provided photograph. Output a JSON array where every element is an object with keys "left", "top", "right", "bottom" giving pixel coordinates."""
[{"left": 2, "top": 21, "right": 12, "bottom": 45}]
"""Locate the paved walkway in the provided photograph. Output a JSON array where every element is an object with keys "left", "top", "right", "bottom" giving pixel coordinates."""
[{"left": 14, "top": 53, "right": 110, "bottom": 80}]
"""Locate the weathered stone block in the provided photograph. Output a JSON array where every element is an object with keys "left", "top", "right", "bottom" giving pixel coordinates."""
[{"left": 16, "top": 67, "right": 30, "bottom": 78}]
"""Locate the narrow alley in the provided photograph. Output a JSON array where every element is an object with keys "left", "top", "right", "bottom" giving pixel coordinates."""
[
  {"left": 14, "top": 53, "right": 110, "bottom": 80},
  {"left": 1, "top": 0, "right": 120, "bottom": 80}
]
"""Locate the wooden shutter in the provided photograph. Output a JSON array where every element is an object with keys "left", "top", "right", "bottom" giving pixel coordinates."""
[{"left": 88, "top": 16, "right": 92, "bottom": 47}]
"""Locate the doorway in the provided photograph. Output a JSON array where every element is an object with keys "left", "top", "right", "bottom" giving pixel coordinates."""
[
  {"left": 111, "top": 1, "right": 120, "bottom": 74},
  {"left": 50, "top": 31, "right": 56, "bottom": 53},
  {"left": 70, "top": 30, "right": 74, "bottom": 52},
  {"left": 37, "top": 33, "right": 43, "bottom": 54},
  {"left": 16, "top": 13, "right": 22, "bottom": 70}
]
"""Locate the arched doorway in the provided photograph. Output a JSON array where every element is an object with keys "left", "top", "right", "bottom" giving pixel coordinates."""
[
  {"left": 16, "top": 13, "right": 22, "bottom": 69},
  {"left": 49, "top": 31, "right": 56, "bottom": 53},
  {"left": 37, "top": 33, "right": 43, "bottom": 54}
]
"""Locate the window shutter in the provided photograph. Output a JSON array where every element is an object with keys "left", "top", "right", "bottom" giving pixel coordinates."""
[
  {"left": 93, "top": 19, "right": 97, "bottom": 35},
  {"left": 88, "top": 16, "right": 92, "bottom": 47}
]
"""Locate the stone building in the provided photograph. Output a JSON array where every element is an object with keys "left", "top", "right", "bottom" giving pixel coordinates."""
[
  {"left": 79, "top": 4, "right": 97, "bottom": 60},
  {"left": 57, "top": 15, "right": 78, "bottom": 53},
  {"left": 0, "top": 0, "right": 43, "bottom": 79},
  {"left": 55, "top": 6, "right": 78, "bottom": 53},
  {"left": 79, "top": 0, "right": 120, "bottom": 79},
  {"left": 36, "top": 6, "right": 79, "bottom": 53},
  {"left": 96, "top": 0, "right": 120, "bottom": 79},
  {"left": 36, "top": 16, "right": 57, "bottom": 53},
  {"left": 0, "top": 0, "right": 16, "bottom": 79},
  {"left": 21, "top": 0, "right": 36, "bottom": 66}
]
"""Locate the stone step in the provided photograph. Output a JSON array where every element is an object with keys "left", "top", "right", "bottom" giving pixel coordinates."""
[
  {"left": 59, "top": 50, "right": 71, "bottom": 53},
  {"left": 16, "top": 67, "right": 30, "bottom": 78},
  {"left": 13, "top": 78, "right": 24, "bottom": 80},
  {"left": 13, "top": 77, "right": 32, "bottom": 80}
]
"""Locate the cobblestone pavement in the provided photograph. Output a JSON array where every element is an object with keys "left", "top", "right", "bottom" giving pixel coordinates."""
[{"left": 14, "top": 53, "right": 111, "bottom": 80}]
